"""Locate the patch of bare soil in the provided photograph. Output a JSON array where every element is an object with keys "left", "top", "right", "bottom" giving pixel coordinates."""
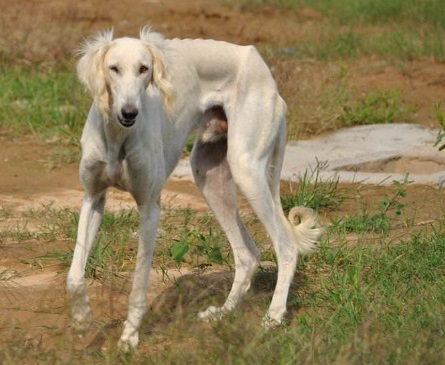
[
  {"left": 0, "top": 137, "right": 205, "bottom": 213},
  {"left": 344, "top": 155, "right": 445, "bottom": 175},
  {"left": 0, "top": 0, "right": 309, "bottom": 60},
  {"left": 350, "top": 58, "right": 445, "bottom": 129}
]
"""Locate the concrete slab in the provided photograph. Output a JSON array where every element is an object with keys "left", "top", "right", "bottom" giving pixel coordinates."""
[
  {"left": 283, "top": 124, "right": 445, "bottom": 185},
  {"left": 172, "top": 124, "right": 445, "bottom": 186}
]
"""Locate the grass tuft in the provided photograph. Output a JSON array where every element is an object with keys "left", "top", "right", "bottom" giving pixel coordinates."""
[
  {"left": 331, "top": 175, "right": 411, "bottom": 234},
  {"left": 281, "top": 162, "right": 348, "bottom": 212},
  {"left": 0, "top": 65, "right": 87, "bottom": 140},
  {"left": 339, "top": 88, "right": 415, "bottom": 126}
]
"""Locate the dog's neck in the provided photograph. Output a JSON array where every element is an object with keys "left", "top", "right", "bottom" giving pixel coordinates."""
[
  {"left": 99, "top": 115, "right": 131, "bottom": 190},
  {"left": 98, "top": 109, "right": 131, "bottom": 160}
]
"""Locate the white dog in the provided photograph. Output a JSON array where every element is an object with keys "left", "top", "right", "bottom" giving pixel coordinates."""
[{"left": 67, "top": 27, "right": 323, "bottom": 350}]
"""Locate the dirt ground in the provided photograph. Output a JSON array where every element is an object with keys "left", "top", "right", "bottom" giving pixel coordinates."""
[
  {"left": 1, "top": 0, "right": 445, "bottom": 357},
  {"left": 2, "top": 136, "right": 445, "bottom": 356}
]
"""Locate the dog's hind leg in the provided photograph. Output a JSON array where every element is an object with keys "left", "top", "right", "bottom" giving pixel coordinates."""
[
  {"left": 227, "top": 98, "right": 322, "bottom": 327},
  {"left": 67, "top": 192, "right": 106, "bottom": 332},
  {"left": 191, "top": 138, "right": 260, "bottom": 321}
]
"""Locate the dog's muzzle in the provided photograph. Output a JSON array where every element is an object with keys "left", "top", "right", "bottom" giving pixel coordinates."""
[
  {"left": 119, "top": 105, "right": 138, "bottom": 128},
  {"left": 118, "top": 117, "right": 136, "bottom": 128}
]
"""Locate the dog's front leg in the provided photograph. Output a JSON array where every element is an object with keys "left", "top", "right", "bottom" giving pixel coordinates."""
[
  {"left": 118, "top": 201, "right": 160, "bottom": 351},
  {"left": 67, "top": 193, "right": 105, "bottom": 332}
]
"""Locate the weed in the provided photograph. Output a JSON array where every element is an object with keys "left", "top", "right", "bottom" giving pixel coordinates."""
[
  {"left": 282, "top": 61, "right": 416, "bottom": 139},
  {"left": 11, "top": 207, "right": 137, "bottom": 282},
  {"left": 434, "top": 102, "right": 445, "bottom": 151},
  {"left": 0, "top": 223, "right": 34, "bottom": 244},
  {"left": 169, "top": 227, "right": 229, "bottom": 269},
  {"left": 2, "top": 179, "right": 445, "bottom": 363},
  {"left": 32, "top": 205, "right": 78, "bottom": 242},
  {"left": 0, "top": 65, "right": 87, "bottom": 143},
  {"left": 302, "top": 0, "right": 445, "bottom": 29},
  {"left": 281, "top": 161, "right": 347, "bottom": 212},
  {"left": 0, "top": 206, "right": 13, "bottom": 220},
  {"left": 332, "top": 175, "right": 411, "bottom": 234},
  {"left": 27, "top": 206, "right": 231, "bottom": 279},
  {"left": 158, "top": 265, "right": 180, "bottom": 286},
  {"left": 339, "top": 88, "right": 415, "bottom": 126},
  {"left": 379, "top": 176, "right": 410, "bottom": 217}
]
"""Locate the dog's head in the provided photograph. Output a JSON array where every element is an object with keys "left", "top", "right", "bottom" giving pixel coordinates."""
[{"left": 76, "top": 27, "right": 172, "bottom": 127}]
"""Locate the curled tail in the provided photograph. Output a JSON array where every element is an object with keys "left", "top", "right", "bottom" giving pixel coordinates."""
[{"left": 288, "top": 206, "right": 324, "bottom": 255}]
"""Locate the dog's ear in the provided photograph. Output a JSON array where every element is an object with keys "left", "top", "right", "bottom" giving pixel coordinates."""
[
  {"left": 140, "top": 27, "right": 173, "bottom": 111},
  {"left": 76, "top": 29, "right": 113, "bottom": 116}
]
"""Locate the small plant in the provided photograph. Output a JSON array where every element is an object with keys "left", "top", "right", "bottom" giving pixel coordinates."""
[
  {"left": 281, "top": 161, "right": 347, "bottom": 212},
  {"left": 378, "top": 177, "right": 409, "bottom": 218},
  {"left": 0, "top": 206, "right": 13, "bottom": 220},
  {"left": 0, "top": 223, "right": 34, "bottom": 244},
  {"left": 183, "top": 133, "right": 196, "bottom": 156},
  {"left": 333, "top": 175, "right": 411, "bottom": 234},
  {"left": 41, "top": 209, "right": 139, "bottom": 280},
  {"left": 339, "top": 88, "right": 413, "bottom": 126},
  {"left": 434, "top": 102, "right": 445, "bottom": 151},
  {"left": 169, "top": 227, "right": 227, "bottom": 269}
]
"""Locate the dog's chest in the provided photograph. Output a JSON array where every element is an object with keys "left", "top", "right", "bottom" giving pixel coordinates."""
[
  {"left": 104, "top": 159, "right": 130, "bottom": 190},
  {"left": 98, "top": 137, "right": 132, "bottom": 190}
]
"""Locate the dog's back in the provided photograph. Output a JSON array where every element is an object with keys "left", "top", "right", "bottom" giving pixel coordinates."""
[
  {"left": 167, "top": 38, "right": 254, "bottom": 77},
  {"left": 166, "top": 38, "right": 279, "bottom": 116}
]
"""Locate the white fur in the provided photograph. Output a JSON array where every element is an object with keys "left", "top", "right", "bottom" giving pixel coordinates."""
[{"left": 67, "top": 27, "right": 323, "bottom": 350}]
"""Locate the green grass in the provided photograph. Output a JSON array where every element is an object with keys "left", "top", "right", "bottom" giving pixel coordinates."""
[
  {"left": 291, "top": 229, "right": 445, "bottom": 364},
  {"left": 233, "top": 0, "right": 445, "bottom": 61},
  {"left": 279, "top": 60, "right": 416, "bottom": 140},
  {"left": 0, "top": 204, "right": 230, "bottom": 279},
  {"left": 0, "top": 65, "right": 87, "bottom": 139},
  {"left": 339, "top": 88, "right": 415, "bottom": 126},
  {"left": 301, "top": 0, "right": 445, "bottom": 29},
  {"left": 332, "top": 176, "right": 410, "bottom": 234},
  {"left": 39, "top": 207, "right": 139, "bottom": 279},
  {"left": 289, "top": 27, "right": 445, "bottom": 61},
  {"left": 231, "top": 0, "right": 445, "bottom": 30},
  {"left": 1, "top": 182, "right": 445, "bottom": 363},
  {"left": 0, "top": 0, "right": 439, "bottom": 146},
  {"left": 281, "top": 162, "right": 347, "bottom": 212}
]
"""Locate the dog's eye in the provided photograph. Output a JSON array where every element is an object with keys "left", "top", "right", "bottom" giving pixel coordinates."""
[
  {"left": 109, "top": 65, "right": 119, "bottom": 73},
  {"left": 139, "top": 65, "right": 149, "bottom": 74}
]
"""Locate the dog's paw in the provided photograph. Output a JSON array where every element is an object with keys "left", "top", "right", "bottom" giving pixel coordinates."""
[
  {"left": 118, "top": 334, "right": 138, "bottom": 353},
  {"left": 198, "top": 306, "right": 227, "bottom": 322},
  {"left": 71, "top": 307, "right": 93, "bottom": 335},
  {"left": 261, "top": 314, "right": 282, "bottom": 330},
  {"left": 118, "top": 323, "right": 139, "bottom": 352}
]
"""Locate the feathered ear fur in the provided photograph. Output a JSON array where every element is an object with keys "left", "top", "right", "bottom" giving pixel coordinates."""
[
  {"left": 139, "top": 26, "right": 173, "bottom": 111},
  {"left": 76, "top": 29, "right": 114, "bottom": 116}
]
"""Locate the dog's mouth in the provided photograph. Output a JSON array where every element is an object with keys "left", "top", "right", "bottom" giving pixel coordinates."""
[{"left": 118, "top": 116, "right": 136, "bottom": 128}]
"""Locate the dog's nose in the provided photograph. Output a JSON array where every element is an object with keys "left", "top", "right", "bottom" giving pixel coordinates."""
[{"left": 121, "top": 104, "right": 138, "bottom": 121}]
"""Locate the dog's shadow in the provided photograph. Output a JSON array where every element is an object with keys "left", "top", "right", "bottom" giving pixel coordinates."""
[
  {"left": 144, "top": 265, "right": 308, "bottom": 328},
  {"left": 82, "top": 266, "right": 308, "bottom": 352}
]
